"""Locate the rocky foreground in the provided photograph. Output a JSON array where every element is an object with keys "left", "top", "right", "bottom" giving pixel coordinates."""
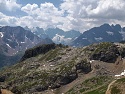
[{"left": 0, "top": 42, "right": 125, "bottom": 94}]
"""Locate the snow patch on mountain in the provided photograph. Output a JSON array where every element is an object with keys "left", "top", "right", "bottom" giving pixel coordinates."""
[
  {"left": 21, "top": 42, "right": 25, "bottom": 43},
  {"left": 0, "top": 32, "right": 3, "bottom": 38},
  {"left": 82, "top": 38, "right": 87, "bottom": 40},
  {"left": 6, "top": 44, "right": 11, "bottom": 48},
  {"left": 119, "top": 31, "right": 125, "bottom": 40},
  {"left": 52, "top": 34, "right": 72, "bottom": 44},
  {"left": 106, "top": 31, "right": 114, "bottom": 35},
  {"left": 7, "top": 39, "right": 12, "bottom": 41},
  {"left": 95, "top": 37, "right": 103, "bottom": 41}
]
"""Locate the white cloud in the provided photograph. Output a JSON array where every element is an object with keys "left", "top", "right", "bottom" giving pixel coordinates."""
[
  {"left": 59, "top": 0, "right": 125, "bottom": 32},
  {"left": 0, "top": 0, "right": 21, "bottom": 11},
  {"left": 21, "top": 3, "right": 64, "bottom": 17},
  {"left": 40, "top": 2, "right": 63, "bottom": 16},
  {"left": 21, "top": 3, "right": 39, "bottom": 15},
  {"left": 0, "top": 12, "right": 18, "bottom": 26},
  {"left": 1, "top": 0, "right": 125, "bottom": 32},
  {"left": 21, "top": 3, "right": 64, "bottom": 29},
  {"left": 88, "top": 0, "right": 125, "bottom": 19},
  {"left": 60, "top": 0, "right": 125, "bottom": 19}
]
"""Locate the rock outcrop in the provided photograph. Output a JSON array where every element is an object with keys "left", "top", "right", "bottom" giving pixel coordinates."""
[
  {"left": 20, "top": 43, "right": 56, "bottom": 61},
  {"left": 85, "top": 42, "right": 120, "bottom": 63}
]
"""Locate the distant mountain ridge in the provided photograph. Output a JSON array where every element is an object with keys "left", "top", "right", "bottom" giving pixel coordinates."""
[
  {"left": 0, "top": 26, "right": 53, "bottom": 68},
  {"left": 26, "top": 27, "right": 81, "bottom": 45},
  {"left": 72, "top": 24, "right": 125, "bottom": 47},
  {"left": 0, "top": 26, "right": 53, "bottom": 56}
]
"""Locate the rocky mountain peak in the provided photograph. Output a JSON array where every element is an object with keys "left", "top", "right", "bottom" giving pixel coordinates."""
[
  {"left": 0, "top": 26, "right": 53, "bottom": 68},
  {"left": 72, "top": 24, "right": 124, "bottom": 47},
  {"left": 0, "top": 26, "right": 53, "bottom": 56}
]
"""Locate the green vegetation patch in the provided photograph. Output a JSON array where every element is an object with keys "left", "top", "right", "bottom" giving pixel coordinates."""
[
  {"left": 66, "top": 76, "right": 112, "bottom": 94},
  {"left": 84, "top": 85, "right": 108, "bottom": 94},
  {"left": 45, "top": 48, "right": 61, "bottom": 61},
  {"left": 38, "top": 47, "right": 63, "bottom": 61},
  {"left": 93, "top": 42, "right": 113, "bottom": 54},
  {"left": 109, "top": 78, "right": 125, "bottom": 94},
  {"left": 84, "top": 76, "right": 109, "bottom": 87},
  {"left": 116, "top": 78, "right": 125, "bottom": 83},
  {"left": 18, "top": 81, "right": 38, "bottom": 90},
  {"left": 111, "top": 86, "right": 121, "bottom": 94}
]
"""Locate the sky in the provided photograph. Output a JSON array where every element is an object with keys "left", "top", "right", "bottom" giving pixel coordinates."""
[{"left": 0, "top": 0, "right": 125, "bottom": 32}]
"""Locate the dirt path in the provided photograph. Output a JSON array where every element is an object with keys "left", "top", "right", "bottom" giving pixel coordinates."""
[
  {"left": 55, "top": 72, "right": 95, "bottom": 94},
  {"left": 105, "top": 80, "right": 116, "bottom": 94},
  {"left": 1, "top": 89, "right": 13, "bottom": 94}
]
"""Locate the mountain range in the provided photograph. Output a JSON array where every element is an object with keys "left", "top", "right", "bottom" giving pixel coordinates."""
[
  {"left": 26, "top": 24, "right": 125, "bottom": 47},
  {"left": 25, "top": 27, "right": 81, "bottom": 45},
  {"left": 1, "top": 24, "right": 125, "bottom": 51},
  {"left": 0, "top": 26, "right": 53, "bottom": 68},
  {"left": 72, "top": 24, "right": 125, "bottom": 47}
]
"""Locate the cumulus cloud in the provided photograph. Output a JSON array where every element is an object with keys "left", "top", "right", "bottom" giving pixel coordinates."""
[
  {"left": 0, "top": 12, "right": 18, "bottom": 26},
  {"left": 0, "top": 0, "right": 21, "bottom": 11},
  {"left": 60, "top": 0, "right": 125, "bottom": 19},
  {"left": 40, "top": 2, "right": 63, "bottom": 16},
  {"left": 21, "top": 3, "right": 64, "bottom": 17},
  {"left": 21, "top": 4, "right": 39, "bottom": 15},
  {"left": 0, "top": 0, "right": 125, "bottom": 32},
  {"left": 88, "top": 0, "right": 125, "bottom": 19},
  {"left": 59, "top": 0, "right": 125, "bottom": 32},
  {"left": 21, "top": 3, "right": 64, "bottom": 29}
]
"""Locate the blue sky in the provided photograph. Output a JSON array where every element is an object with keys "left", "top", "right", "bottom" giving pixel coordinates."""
[
  {"left": 0, "top": 0, "right": 125, "bottom": 32},
  {"left": 2, "top": 0, "right": 62, "bottom": 16},
  {"left": 17, "top": 0, "right": 62, "bottom": 7}
]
